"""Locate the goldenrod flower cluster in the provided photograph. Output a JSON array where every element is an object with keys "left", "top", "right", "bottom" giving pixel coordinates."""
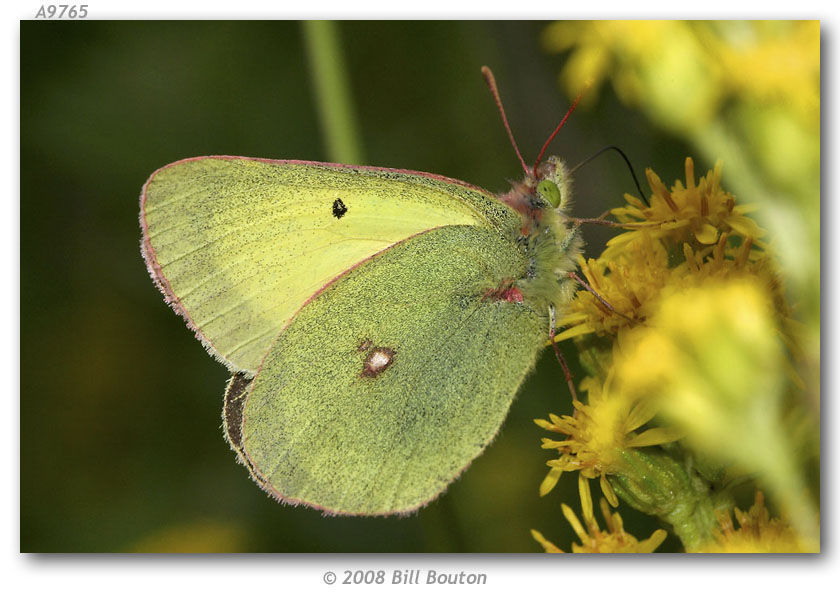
[
  {"left": 532, "top": 475, "right": 667, "bottom": 553},
  {"left": 693, "top": 492, "right": 814, "bottom": 553},
  {"left": 543, "top": 19, "right": 820, "bottom": 419},
  {"left": 534, "top": 159, "right": 819, "bottom": 553}
]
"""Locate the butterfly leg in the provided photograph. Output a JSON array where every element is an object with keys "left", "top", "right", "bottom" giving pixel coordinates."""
[
  {"left": 548, "top": 304, "right": 578, "bottom": 404},
  {"left": 567, "top": 271, "right": 636, "bottom": 323}
]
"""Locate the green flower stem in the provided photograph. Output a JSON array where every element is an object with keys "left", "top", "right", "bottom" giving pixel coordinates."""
[
  {"left": 752, "top": 439, "right": 820, "bottom": 548},
  {"left": 609, "top": 448, "right": 722, "bottom": 551},
  {"left": 301, "top": 20, "right": 365, "bottom": 165}
]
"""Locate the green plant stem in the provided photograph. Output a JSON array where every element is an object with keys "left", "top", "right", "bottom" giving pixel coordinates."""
[
  {"left": 609, "top": 448, "right": 722, "bottom": 551},
  {"left": 302, "top": 20, "right": 365, "bottom": 165}
]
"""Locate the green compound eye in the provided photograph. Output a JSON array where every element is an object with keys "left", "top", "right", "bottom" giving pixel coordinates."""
[{"left": 537, "top": 179, "right": 563, "bottom": 208}]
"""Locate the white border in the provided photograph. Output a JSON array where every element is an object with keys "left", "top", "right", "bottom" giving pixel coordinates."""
[{"left": 6, "top": 6, "right": 835, "bottom": 599}]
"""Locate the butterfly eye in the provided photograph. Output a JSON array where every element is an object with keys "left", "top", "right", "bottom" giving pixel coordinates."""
[{"left": 537, "top": 180, "right": 563, "bottom": 209}]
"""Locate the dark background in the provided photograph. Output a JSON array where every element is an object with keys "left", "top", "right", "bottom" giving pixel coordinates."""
[{"left": 21, "top": 21, "right": 689, "bottom": 552}]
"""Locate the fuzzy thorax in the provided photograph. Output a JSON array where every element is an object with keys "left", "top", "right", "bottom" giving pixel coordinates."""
[{"left": 500, "top": 156, "right": 584, "bottom": 316}]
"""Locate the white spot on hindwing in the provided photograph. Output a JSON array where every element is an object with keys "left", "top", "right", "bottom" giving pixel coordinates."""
[{"left": 358, "top": 341, "right": 396, "bottom": 378}]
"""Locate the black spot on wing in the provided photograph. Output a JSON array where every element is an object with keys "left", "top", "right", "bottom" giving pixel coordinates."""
[{"left": 332, "top": 198, "right": 348, "bottom": 219}]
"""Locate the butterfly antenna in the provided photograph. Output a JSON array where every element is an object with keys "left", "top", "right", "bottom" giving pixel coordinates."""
[
  {"left": 569, "top": 145, "right": 649, "bottom": 205},
  {"left": 481, "top": 66, "right": 529, "bottom": 176},
  {"left": 533, "top": 81, "right": 592, "bottom": 174}
]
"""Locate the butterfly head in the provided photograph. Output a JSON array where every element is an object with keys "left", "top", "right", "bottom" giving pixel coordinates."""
[
  {"left": 532, "top": 156, "right": 571, "bottom": 214},
  {"left": 480, "top": 67, "right": 581, "bottom": 221}
]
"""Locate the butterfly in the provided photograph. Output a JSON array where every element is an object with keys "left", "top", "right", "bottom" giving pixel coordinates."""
[{"left": 140, "top": 67, "right": 584, "bottom": 515}]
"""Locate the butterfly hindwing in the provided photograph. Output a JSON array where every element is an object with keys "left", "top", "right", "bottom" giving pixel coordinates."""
[{"left": 225, "top": 225, "right": 546, "bottom": 515}]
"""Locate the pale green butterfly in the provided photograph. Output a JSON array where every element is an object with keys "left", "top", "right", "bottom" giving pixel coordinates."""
[{"left": 140, "top": 67, "right": 584, "bottom": 515}]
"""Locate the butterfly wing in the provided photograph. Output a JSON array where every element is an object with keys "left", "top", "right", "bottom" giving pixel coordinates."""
[
  {"left": 140, "top": 156, "right": 511, "bottom": 373},
  {"left": 223, "top": 225, "right": 547, "bottom": 515}
]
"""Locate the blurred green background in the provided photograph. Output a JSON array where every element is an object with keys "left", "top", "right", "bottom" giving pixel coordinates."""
[{"left": 21, "top": 20, "right": 816, "bottom": 553}]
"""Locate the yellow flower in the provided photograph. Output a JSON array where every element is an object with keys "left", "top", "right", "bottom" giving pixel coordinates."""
[
  {"left": 532, "top": 475, "right": 667, "bottom": 553},
  {"left": 543, "top": 21, "right": 820, "bottom": 369},
  {"left": 543, "top": 21, "right": 819, "bottom": 133},
  {"left": 709, "top": 21, "right": 820, "bottom": 127},
  {"left": 674, "top": 233, "right": 793, "bottom": 331},
  {"left": 609, "top": 157, "right": 765, "bottom": 253},
  {"left": 554, "top": 231, "right": 669, "bottom": 341},
  {"left": 613, "top": 278, "right": 818, "bottom": 544},
  {"left": 692, "top": 492, "right": 818, "bottom": 553},
  {"left": 537, "top": 153, "right": 818, "bottom": 552},
  {"left": 555, "top": 159, "right": 781, "bottom": 347},
  {"left": 616, "top": 279, "right": 778, "bottom": 410},
  {"left": 535, "top": 377, "right": 681, "bottom": 500}
]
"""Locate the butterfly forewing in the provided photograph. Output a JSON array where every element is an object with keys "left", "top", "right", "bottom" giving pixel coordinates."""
[{"left": 141, "top": 157, "right": 506, "bottom": 374}]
